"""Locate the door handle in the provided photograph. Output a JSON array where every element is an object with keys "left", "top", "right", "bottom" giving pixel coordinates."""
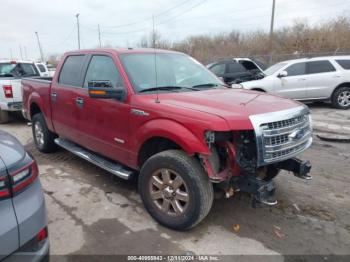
[
  {"left": 75, "top": 97, "right": 84, "bottom": 107},
  {"left": 298, "top": 78, "right": 306, "bottom": 81},
  {"left": 51, "top": 92, "right": 57, "bottom": 101}
]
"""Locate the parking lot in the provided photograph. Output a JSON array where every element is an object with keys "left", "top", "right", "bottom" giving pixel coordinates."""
[{"left": 1, "top": 103, "right": 350, "bottom": 259}]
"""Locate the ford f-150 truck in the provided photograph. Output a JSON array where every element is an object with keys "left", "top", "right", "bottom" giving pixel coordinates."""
[
  {"left": 0, "top": 60, "right": 40, "bottom": 123},
  {"left": 22, "top": 48, "right": 313, "bottom": 230}
]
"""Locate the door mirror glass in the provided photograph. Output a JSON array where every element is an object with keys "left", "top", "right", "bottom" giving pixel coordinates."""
[
  {"left": 88, "top": 80, "right": 125, "bottom": 100},
  {"left": 278, "top": 71, "right": 288, "bottom": 78}
]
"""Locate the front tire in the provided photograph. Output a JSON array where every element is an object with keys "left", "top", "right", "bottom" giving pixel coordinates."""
[
  {"left": 32, "top": 113, "right": 58, "bottom": 153},
  {"left": 332, "top": 87, "right": 350, "bottom": 109},
  {"left": 0, "top": 109, "right": 9, "bottom": 124},
  {"left": 139, "top": 150, "right": 214, "bottom": 230}
]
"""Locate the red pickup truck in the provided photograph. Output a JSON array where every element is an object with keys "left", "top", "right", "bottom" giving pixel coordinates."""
[{"left": 22, "top": 48, "right": 312, "bottom": 230}]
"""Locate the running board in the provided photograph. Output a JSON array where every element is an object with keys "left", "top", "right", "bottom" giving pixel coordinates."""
[{"left": 54, "top": 138, "right": 134, "bottom": 180}]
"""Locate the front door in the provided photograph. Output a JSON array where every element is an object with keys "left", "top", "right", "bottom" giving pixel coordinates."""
[
  {"left": 51, "top": 55, "right": 86, "bottom": 141},
  {"left": 274, "top": 62, "right": 307, "bottom": 99},
  {"left": 73, "top": 54, "right": 130, "bottom": 164}
]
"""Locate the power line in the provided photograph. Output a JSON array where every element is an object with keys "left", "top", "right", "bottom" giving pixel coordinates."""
[
  {"left": 96, "top": 0, "right": 208, "bottom": 36},
  {"left": 88, "top": 0, "right": 192, "bottom": 30}
]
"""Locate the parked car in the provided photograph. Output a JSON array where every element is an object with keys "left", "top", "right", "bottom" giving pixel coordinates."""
[
  {"left": 0, "top": 130, "right": 49, "bottom": 261},
  {"left": 35, "top": 63, "right": 49, "bottom": 77},
  {"left": 0, "top": 60, "right": 40, "bottom": 123},
  {"left": 238, "top": 56, "right": 350, "bottom": 109},
  {"left": 207, "top": 58, "right": 266, "bottom": 85},
  {"left": 22, "top": 48, "right": 312, "bottom": 230}
]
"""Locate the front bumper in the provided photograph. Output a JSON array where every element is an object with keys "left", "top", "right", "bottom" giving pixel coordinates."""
[{"left": 0, "top": 102, "right": 22, "bottom": 112}]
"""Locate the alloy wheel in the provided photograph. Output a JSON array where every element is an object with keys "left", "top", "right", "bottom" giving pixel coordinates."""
[
  {"left": 149, "top": 168, "right": 189, "bottom": 216},
  {"left": 338, "top": 90, "right": 350, "bottom": 107}
]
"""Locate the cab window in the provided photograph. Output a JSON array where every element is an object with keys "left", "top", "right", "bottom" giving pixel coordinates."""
[
  {"left": 285, "top": 62, "right": 306, "bottom": 76},
  {"left": 58, "top": 55, "right": 85, "bottom": 86},
  {"left": 83, "top": 55, "right": 124, "bottom": 89}
]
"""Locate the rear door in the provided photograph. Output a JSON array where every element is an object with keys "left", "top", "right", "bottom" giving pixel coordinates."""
[
  {"left": 51, "top": 55, "right": 87, "bottom": 141},
  {"left": 0, "top": 159, "right": 19, "bottom": 260},
  {"left": 274, "top": 62, "right": 307, "bottom": 99},
  {"left": 305, "top": 60, "right": 340, "bottom": 99}
]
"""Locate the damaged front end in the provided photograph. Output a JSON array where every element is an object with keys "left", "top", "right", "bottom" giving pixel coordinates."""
[{"left": 200, "top": 106, "right": 313, "bottom": 206}]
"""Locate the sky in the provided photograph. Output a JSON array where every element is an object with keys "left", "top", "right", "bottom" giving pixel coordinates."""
[{"left": 0, "top": 0, "right": 349, "bottom": 61}]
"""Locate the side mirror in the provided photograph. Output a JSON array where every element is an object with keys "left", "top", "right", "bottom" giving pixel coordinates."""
[
  {"left": 278, "top": 71, "right": 288, "bottom": 78},
  {"left": 88, "top": 80, "right": 125, "bottom": 100}
]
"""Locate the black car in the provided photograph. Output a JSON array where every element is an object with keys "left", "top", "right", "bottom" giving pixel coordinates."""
[{"left": 207, "top": 58, "right": 266, "bottom": 85}]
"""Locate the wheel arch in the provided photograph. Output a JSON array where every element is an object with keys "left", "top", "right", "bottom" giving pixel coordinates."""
[
  {"left": 331, "top": 82, "right": 350, "bottom": 99},
  {"left": 133, "top": 119, "right": 210, "bottom": 168}
]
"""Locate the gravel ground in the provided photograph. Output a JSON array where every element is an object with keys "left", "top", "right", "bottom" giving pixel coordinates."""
[{"left": 1, "top": 103, "right": 349, "bottom": 261}]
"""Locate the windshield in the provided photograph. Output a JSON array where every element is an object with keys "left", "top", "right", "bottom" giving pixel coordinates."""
[
  {"left": 0, "top": 62, "right": 39, "bottom": 77},
  {"left": 120, "top": 53, "right": 222, "bottom": 93},
  {"left": 264, "top": 62, "right": 287, "bottom": 75}
]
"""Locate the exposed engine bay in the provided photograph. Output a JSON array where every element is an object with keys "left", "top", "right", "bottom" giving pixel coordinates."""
[{"left": 200, "top": 130, "right": 312, "bottom": 206}]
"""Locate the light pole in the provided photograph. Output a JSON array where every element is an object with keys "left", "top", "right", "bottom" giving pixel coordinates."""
[
  {"left": 35, "top": 31, "right": 45, "bottom": 62},
  {"left": 76, "top": 13, "right": 81, "bottom": 49}
]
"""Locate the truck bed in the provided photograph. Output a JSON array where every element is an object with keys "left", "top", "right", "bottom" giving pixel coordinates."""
[{"left": 21, "top": 76, "right": 53, "bottom": 128}]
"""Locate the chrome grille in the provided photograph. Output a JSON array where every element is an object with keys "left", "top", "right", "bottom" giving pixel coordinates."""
[
  {"left": 249, "top": 106, "right": 313, "bottom": 166},
  {"left": 261, "top": 114, "right": 312, "bottom": 162}
]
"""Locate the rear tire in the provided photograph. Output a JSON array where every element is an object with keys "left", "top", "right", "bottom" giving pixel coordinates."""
[
  {"left": 0, "top": 109, "right": 9, "bottom": 124},
  {"left": 139, "top": 150, "right": 213, "bottom": 230},
  {"left": 332, "top": 87, "right": 350, "bottom": 109},
  {"left": 32, "top": 113, "right": 58, "bottom": 153}
]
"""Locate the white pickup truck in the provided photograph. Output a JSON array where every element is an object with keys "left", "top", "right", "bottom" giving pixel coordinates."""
[{"left": 0, "top": 60, "right": 40, "bottom": 123}]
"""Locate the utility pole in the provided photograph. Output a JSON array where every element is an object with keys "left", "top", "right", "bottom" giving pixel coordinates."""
[
  {"left": 10, "top": 48, "right": 13, "bottom": 59},
  {"left": 269, "top": 0, "right": 276, "bottom": 64},
  {"left": 98, "top": 24, "right": 102, "bottom": 48},
  {"left": 35, "top": 31, "right": 45, "bottom": 62},
  {"left": 19, "top": 45, "right": 23, "bottom": 60},
  {"left": 76, "top": 13, "right": 81, "bottom": 49}
]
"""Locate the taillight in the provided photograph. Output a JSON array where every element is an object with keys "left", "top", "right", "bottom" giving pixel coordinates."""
[
  {"left": 36, "top": 227, "right": 48, "bottom": 242},
  {"left": 3, "top": 85, "right": 13, "bottom": 98},
  {"left": 10, "top": 160, "right": 38, "bottom": 195},
  {"left": 0, "top": 176, "right": 10, "bottom": 199}
]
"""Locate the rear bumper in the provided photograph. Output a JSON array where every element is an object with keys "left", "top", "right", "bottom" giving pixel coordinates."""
[
  {"left": 0, "top": 102, "right": 22, "bottom": 111},
  {"left": 4, "top": 239, "right": 49, "bottom": 262},
  {"left": 4, "top": 179, "right": 49, "bottom": 262}
]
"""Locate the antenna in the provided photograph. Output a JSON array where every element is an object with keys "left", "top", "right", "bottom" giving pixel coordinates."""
[{"left": 153, "top": 15, "right": 160, "bottom": 104}]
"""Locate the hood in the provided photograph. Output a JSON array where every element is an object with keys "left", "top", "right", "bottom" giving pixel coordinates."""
[
  {"left": 0, "top": 130, "right": 26, "bottom": 167},
  {"left": 161, "top": 88, "right": 303, "bottom": 130}
]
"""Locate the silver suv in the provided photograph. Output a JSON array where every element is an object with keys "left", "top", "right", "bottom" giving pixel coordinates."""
[{"left": 238, "top": 56, "right": 350, "bottom": 109}]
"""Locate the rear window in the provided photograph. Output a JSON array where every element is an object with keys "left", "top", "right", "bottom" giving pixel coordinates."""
[
  {"left": 0, "top": 63, "right": 39, "bottom": 77},
  {"left": 227, "top": 62, "right": 247, "bottom": 74},
  {"left": 58, "top": 55, "right": 85, "bottom": 86},
  {"left": 336, "top": 60, "right": 350, "bottom": 70},
  {"left": 307, "top": 60, "right": 336, "bottom": 74},
  {"left": 37, "top": 64, "right": 46, "bottom": 73},
  {"left": 210, "top": 63, "right": 225, "bottom": 75}
]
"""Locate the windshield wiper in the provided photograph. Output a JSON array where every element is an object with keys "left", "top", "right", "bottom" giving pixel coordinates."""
[
  {"left": 139, "top": 86, "right": 199, "bottom": 93},
  {"left": 192, "top": 83, "right": 229, "bottom": 88}
]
